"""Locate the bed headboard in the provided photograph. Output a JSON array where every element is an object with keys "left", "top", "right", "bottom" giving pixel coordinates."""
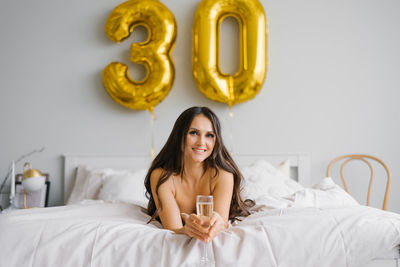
[{"left": 63, "top": 153, "right": 310, "bottom": 204}]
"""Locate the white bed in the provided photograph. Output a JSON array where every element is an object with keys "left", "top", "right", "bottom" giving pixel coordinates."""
[{"left": 0, "top": 153, "right": 399, "bottom": 267}]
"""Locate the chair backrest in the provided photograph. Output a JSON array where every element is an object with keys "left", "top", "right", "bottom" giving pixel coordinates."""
[{"left": 326, "top": 154, "right": 391, "bottom": 210}]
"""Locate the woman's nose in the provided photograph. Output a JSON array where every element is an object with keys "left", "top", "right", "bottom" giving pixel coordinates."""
[{"left": 197, "top": 135, "right": 206, "bottom": 145}]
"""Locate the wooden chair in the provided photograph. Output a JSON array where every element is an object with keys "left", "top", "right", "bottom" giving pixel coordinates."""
[{"left": 326, "top": 154, "right": 391, "bottom": 210}]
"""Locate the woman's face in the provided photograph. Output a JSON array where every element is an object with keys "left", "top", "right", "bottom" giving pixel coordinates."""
[{"left": 184, "top": 114, "right": 216, "bottom": 164}]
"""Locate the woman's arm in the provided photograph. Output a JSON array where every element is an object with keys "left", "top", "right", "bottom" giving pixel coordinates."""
[
  {"left": 206, "top": 169, "right": 234, "bottom": 242},
  {"left": 150, "top": 168, "right": 182, "bottom": 230},
  {"left": 150, "top": 169, "right": 209, "bottom": 241}
]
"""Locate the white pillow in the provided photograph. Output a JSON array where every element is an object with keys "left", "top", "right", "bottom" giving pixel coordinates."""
[
  {"left": 97, "top": 169, "right": 148, "bottom": 208},
  {"left": 241, "top": 159, "right": 304, "bottom": 200},
  {"left": 66, "top": 165, "right": 148, "bottom": 208},
  {"left": 67, "top": 165, "right": 105, "bottom": 205},
  {"left": 286, "top": 177, "right": 360, "bottom": 208},
  {"left": 277, "top": 159, "right": 291, "bottom": 178}
]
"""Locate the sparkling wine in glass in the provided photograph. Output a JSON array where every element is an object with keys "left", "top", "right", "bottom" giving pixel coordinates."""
[{"left": 196, "top": 195, "right": 214, "bottom": 266}]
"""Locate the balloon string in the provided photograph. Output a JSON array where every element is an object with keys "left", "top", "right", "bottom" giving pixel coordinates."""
[
  {"left": 149, "top": 109, "right": 155, "bottom": 160},
  {"left": 228, "top": 105, "right": 234, "bottom": 156},
  {"left": 226, "top": 76, "right": 234, "bottom": 155}
]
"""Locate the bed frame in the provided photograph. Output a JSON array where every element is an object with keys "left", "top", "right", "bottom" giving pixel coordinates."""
[{"left": 62, "top": 153, "right": 398, "bottom": 266}]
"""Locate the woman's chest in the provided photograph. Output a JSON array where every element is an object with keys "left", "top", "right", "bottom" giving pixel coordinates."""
[{"left": 174, "top": 178, "right": 213, "bottom": 214}]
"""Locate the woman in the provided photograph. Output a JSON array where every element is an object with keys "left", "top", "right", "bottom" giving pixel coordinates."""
[{"left": 145, "top": 106, "right": 253, "bottom": 243}]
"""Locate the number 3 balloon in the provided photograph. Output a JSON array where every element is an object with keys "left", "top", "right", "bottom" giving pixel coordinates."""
[
  {"left": 102, "top": 0, "right": 177, "bottom": 113},
  {"left": 193, "top": 0, "right": 267, "bottom": 107}
]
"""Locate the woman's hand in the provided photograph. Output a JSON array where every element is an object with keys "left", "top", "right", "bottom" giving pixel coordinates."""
[
  {"left": 206, "top": 211, "right": 227, "bottom": 242},
  {"left": 181, "top": 212, "right": 227, "bottom": 243},
  {"left": 181, "top": 213, "right": 210, "bottom": 242}
]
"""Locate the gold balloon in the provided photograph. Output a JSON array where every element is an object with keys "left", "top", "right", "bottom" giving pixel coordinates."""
[
  {"left": 103, "top": 0, "right": 177, "bottom": 112},
  {"left": 192, "top": 0, "right": 267, "bottom": 107}
]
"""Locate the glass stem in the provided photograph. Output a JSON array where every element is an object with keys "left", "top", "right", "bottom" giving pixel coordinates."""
[{"left": 203, "top": 242, "right": 208, "bottom": 260}]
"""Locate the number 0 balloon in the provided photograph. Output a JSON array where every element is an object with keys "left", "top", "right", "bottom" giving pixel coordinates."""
[
  {"left": 193, "top": 0, "right": 267, "bottom": 107},
  {"left": 103, "top": 0, "right": 177, "bottom": 113}
]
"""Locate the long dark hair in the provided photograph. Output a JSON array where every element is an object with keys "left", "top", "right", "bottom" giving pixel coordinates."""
[{"left": 144, "top": 106, "right": 254, "bottom": 223}]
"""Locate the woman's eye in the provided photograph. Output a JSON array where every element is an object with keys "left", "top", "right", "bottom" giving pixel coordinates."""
[
  {"left": 189, "top": 130, "right": 198, "bottom": 135},
  {"left": 206, "top": 133, "right": 215, "bottom": 138}
]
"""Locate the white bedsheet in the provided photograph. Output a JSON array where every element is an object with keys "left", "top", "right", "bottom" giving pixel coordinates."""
[{"left": 1, "top": 200, "right": 399, "bottom": 267}]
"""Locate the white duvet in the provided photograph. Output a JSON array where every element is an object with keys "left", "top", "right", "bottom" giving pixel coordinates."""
[{"left": 1, "top": 179, "right": 400, "bottom": 267}]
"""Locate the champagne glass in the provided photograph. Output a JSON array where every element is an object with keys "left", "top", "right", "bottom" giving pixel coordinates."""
[{"left": 196, "top": 195, "right": 214, "bottom": 266}]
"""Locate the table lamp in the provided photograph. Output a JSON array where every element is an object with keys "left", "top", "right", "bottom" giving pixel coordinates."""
[
  {"left": 0, "top": 146, "right": 45, "bottom": 212},
  {"left": 22, "top": 162, "right": 46, "bottom": 192}
]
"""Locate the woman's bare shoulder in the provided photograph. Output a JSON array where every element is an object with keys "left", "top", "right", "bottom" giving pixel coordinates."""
[
  {"left": 150, "top": 168, "right": 165, "bottom": 183},
  {"left": 216, "top": 167, "right": 233, "bottom": 178},
  {"left": 150, "top": 167, "right": 163, "bottom": 177},
  {"left": 211, "top": 168, "right": 234, "bottom": 186},
  {"left": 150, "top": 168, "right": 174, "bottom": 189}
]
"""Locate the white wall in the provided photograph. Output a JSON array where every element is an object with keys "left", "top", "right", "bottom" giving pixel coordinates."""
[{"left": 1, "top": 0, "right": 399, "bottom": 211}]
